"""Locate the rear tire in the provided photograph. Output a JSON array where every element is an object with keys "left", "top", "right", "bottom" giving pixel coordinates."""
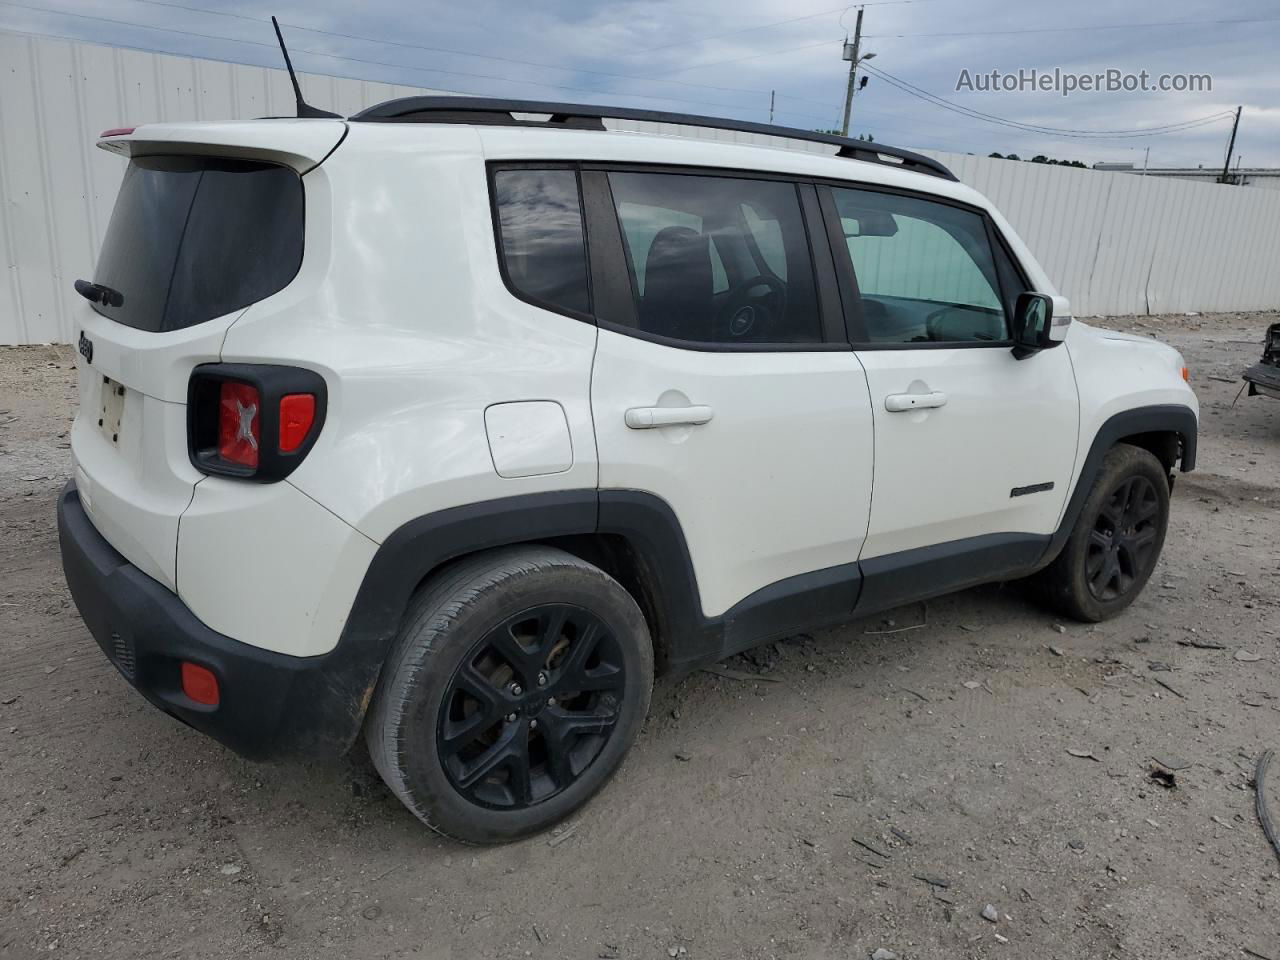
[
  {"left": 365, "top": 546, "right": 653, "bottom": 844},
  {"left": 1035, "top": 444, "right": 1170, "bottom": 622}
]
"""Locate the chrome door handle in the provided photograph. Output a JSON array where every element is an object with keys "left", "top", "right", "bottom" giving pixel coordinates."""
[
  {"left": 885, "top": 391, "right": 947, "bottom": 412},
  {"left": 624, "top": 405, "right": 714, "bottom": 429}
]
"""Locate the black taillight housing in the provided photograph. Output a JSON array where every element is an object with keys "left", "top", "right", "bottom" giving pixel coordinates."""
[{"left": 188, "top": 363, "right": 327, "bottom": 481}]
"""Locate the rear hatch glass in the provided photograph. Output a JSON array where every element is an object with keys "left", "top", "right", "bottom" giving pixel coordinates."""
[{"left": 90, "top": 155, "right": 303, "bottom": 332}]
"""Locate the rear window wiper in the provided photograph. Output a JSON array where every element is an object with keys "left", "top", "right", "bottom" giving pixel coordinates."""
[{"left": 74, "top": 279, "right": 124, "bottom": 308}]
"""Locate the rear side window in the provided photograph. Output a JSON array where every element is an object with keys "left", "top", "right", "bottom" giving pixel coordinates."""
[
  {"left": 91, "top": 156, "right": 303, "bottom": 332},
  {"left": 493, "top": 168, "right": 590, "bottom": 317},
  {"left": 607, "top": 172, "right": 821, "bottom": 345}
]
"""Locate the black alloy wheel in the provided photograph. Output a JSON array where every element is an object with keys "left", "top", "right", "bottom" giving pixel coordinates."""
[
  {"left": 367, "top": 547, "right": 652, "bottom": 843},
  {"left": 436, "top": 603, "right": 627, "bottom": 810},
  {"left": 1032, "top": 443, "right": 1171, "bottom": 623},
  {"left": 1085, "top": 475, "right": 1162, "bottom": 602}
]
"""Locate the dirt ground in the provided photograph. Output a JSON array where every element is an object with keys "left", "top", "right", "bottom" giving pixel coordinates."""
[{"left": 1, "top": 312, "right": 1277, "bottom": 960}]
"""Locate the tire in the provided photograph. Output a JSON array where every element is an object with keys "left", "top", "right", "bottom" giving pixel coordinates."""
[
  {"left": 1036, "top": 443, "right": 1170, "bottom": 622},
  {"left": 365, "top": 546, "right": 653, "bottom": 844}
]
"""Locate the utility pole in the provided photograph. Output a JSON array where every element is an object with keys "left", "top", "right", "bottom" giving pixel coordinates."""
[
  {"left": 1219, "top": 105, "right": 1241, "bottom": 184},
  {"left": 1141, "top": 146, "right": 1149, "bottom": 176},
  {"left": 840, "top": 7, "right": 864, "bottom": 137},
  {"left": 769, "top": 89, "right": 775, "bottom": 125}
]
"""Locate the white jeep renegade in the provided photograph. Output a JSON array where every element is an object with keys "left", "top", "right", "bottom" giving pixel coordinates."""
[{"left": 59, "top": 98, "right": 1198, "bottom": 843}]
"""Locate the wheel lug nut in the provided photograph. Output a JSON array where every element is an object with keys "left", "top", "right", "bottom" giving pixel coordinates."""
[
  {"left": 529, "top": 719, "right": 538, "bottom": 730},
  {"left": 547, "top": 697, "right": 556, "bottom": 707},
  {"left": 511, "top": 684, "right": 522, "bottom": 696},
  {"left": 537, "top": 672, "right": 547, "bottom": 686},
  {"left": 506, "top": 713, "right": 517, "bottom": 722}
]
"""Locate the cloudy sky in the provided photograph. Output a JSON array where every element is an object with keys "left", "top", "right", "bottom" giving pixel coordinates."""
[{"left": 1, "top": 0, "right": 1276, "bottom": 167}]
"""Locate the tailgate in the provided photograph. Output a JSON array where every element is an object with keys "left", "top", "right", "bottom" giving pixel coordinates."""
[
  {"left": 70, "top": 120, "right": 341, "bottom": 588},
  {"left": 72, "top": 312, "right": 218, "bottom": 589}
]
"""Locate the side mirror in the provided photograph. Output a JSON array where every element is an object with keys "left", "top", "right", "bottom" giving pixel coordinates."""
[{"left": 1012, "top": 292, "right": 1055, "bottom": 359}]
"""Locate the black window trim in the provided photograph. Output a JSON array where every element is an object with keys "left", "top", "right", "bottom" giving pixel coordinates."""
[
  {"left": 487, "top": 161, "right": 596, "bottom": 326},
  {"left": 580, "top": 169, "right": 634, "bottom": 330},
  {"left": 485, "top": 158, "right": 1037, "bottom": 354},
  {"left": 580, "top": 161, "right": 849, "bottom": 353},
  {"left": 815, "top": 179, "right": 1035, "bottom": 351}
]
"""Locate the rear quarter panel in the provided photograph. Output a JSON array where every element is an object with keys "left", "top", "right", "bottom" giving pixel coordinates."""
[{"left": 216, "top": 124, "right": 600, "bottom": 544}]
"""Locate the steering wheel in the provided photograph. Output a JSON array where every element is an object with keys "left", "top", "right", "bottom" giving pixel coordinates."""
[{"left": 717, "top": 275, "right": 787, "bottom": 339}]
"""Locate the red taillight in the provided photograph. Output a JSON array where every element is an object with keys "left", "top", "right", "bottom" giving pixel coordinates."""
[
  {"left": 99, "top": 127, "right": 135, "bottom": 138},
  {"left": 218, "top": 381, "right": 261, "bottom": 468},
  {"left": 189, "top": 364, "right": 325, "bottom": 480},
  {"left": 279, "top": 393, "right": 316, "bottom": 452},
  {"left": 181, "top": 662, "right": 220, "bottom": 706}
]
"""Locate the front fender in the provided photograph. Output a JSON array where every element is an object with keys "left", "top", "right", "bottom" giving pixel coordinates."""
[{"left": 1042, "top": 403, "right": 1197, "bottom": 567}]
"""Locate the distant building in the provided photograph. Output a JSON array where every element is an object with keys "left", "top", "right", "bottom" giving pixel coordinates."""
[
  {"left": 1092, "top": 162, "right": 1280, "bottom": 191},
  {"left": 1139, "top": 168, "right": 1280, "bottom": 191}
]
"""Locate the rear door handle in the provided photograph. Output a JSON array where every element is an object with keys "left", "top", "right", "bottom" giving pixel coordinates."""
[
  {"left": 624, "top": 405, "right": 714, "bottom": 429},
  {"left": 885, "top": 391, "right": 947, "bottom": 413}
]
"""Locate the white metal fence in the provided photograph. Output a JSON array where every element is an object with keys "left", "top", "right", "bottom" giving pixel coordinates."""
[
  {"left": 0, "top": 30, "right": 441, "bottom": 346},
  {"left": 916, "top": 149, "right": 1280, "bottom": 317},
  {"left": 3, "top": 30, "right": 1279, "bottom": 344}
]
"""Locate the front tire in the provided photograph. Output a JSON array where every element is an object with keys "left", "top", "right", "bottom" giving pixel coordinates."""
[
  {"left": 1036, "top": 444, "right": 1170, "bottom": 622},
  {"left": 365, "top": 546, "right": 653, "bottom": 844}
]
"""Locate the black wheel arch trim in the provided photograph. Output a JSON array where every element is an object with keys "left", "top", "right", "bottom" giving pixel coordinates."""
[
  {"left": 340, "top": 489, "right": 861, "bottom": 685},
  {"left": 1038, "top": 403, "right": 1196, "bottom": 567}
]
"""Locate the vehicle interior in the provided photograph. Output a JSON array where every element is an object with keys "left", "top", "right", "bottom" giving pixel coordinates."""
[
  {"left": 836, "top": 189, "right": 1013, "bottom": 344},
  {"left": 610, "top": 172, "right": 822, "bottom": 344}
]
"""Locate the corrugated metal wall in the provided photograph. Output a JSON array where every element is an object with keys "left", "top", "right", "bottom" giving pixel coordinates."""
[
  {"left": 0, "top": 30, "right": 445, "bottom": 345},
  {"left": 916, "top": 149, "right": 1280, "bottom": 316},
  {"left": 3, "top": 30, "right": 1280, "bottom": 343}
]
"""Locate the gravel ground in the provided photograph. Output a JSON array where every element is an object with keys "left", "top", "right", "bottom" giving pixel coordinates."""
[{"left": 1, "top": 313, "right": 1277, "bottom": 960}]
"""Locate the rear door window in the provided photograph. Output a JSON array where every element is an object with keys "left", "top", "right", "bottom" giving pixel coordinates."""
[
  {"left": 607, "top": 172, "right": 821, "bottom": 345},
  {"left": 91, "top": 156, "right": 303, "bottom": 332}
]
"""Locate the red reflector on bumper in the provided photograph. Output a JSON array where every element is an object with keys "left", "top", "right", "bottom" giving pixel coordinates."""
[{"left": 181, "top": 662, "right": 220, "bottom": 706}]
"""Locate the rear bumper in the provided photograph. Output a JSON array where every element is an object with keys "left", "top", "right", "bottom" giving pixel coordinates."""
[
  {"left": 1243, "top": 362, "right": 1280, "bottom": 399},
  {"left": 57, "top": 481, "right": 373, "bottom": 760}
]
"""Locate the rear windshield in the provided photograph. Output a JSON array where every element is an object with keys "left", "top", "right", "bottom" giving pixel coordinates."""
[{"left": 90, "top": 155, "right": 303, "bottom": 332}]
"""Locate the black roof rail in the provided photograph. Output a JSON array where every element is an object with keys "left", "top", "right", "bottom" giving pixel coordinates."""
[{"left": 348, "top": 97, "right": 958, "bottom": 182}]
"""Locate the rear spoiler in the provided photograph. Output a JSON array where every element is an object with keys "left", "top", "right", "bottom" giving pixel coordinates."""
[{"left": 96, "top": 120, "right": 346, "bottom": 173}]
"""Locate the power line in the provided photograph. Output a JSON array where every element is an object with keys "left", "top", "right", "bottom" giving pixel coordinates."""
[
  {"left": 861, "top": 63, "right": 1236, "bottom": 133},
  {"left": 0, "top": 1, "right": 840, "bottom": 121},
  {"left": 865, "top": 74, "right": 1234, "bottom": 140},
  {"left": 865, "top": 13, "right": 1280, "bottom": 38},
  {"left": 4, "top": 0, "right": 1246, "bottom": 148},
  {"left": 860, "top": 63, "right": 1235, "bottom": 139}
]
